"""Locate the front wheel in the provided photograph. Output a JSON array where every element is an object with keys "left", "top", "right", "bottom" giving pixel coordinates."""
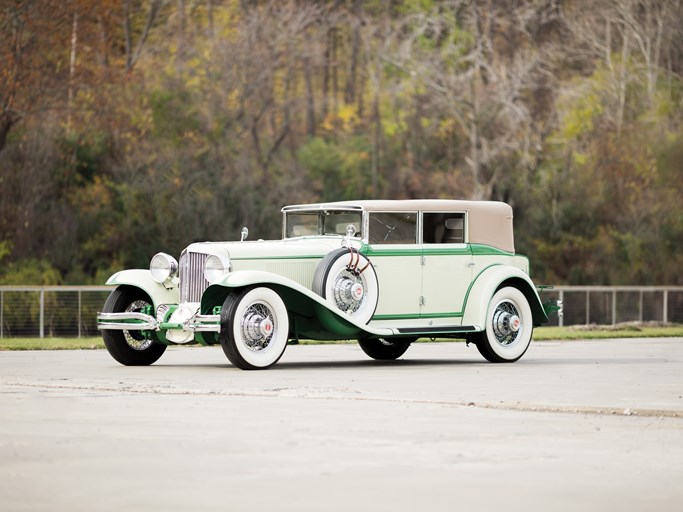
[
  {"left": 101, "top": 286, "right": 167, "bottom": 366},
  {"left": 474, "top": 287, "right": 533, "bottom": 363},
  {"left": 220, "top": 287, "right": 289, "bottom": 370},
  {"left": 358, "top": 337, "right": 416, "bottom": 360}
]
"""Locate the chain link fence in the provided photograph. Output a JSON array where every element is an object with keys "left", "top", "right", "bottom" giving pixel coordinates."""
[{"left": 1, "top": 285, "right": 682, "bottom": 338}]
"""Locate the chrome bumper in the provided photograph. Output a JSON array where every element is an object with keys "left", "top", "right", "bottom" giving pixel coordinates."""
[{"left": 96, "top": 312, "right": 221, "bottom": 333}]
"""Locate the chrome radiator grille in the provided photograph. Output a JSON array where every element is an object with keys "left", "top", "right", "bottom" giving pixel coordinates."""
[{"left": 179, "top": 251, "right": 209, "bottom": 303}]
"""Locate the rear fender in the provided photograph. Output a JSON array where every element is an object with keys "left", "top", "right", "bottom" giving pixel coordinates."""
[{"left": 462, "top": 266, "right": 548, "bottom": 328}]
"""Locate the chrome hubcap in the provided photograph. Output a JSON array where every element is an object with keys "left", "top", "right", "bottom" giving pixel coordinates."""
[
  {"left": 240, "top": 302, "right": 276, "bottom": 352},
  {"left": 124, "top": 300, "right": 153, "bottom": 351},
  {"left": 332, "top": 271, "right": 366, "bottom": 314},
  {"left": 491, "top": 300, "right": 522, "bottom": 347}
]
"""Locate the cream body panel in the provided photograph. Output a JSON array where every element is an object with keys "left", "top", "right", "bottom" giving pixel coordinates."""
[
  {"left": 367, "top": 245, "right": 422, "bottom": 317},
  {"left": 420, "top": 244, "right": 472, "bottom": 319}
]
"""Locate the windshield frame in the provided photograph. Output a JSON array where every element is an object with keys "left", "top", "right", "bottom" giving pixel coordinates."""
[{"left": 282, "top": 209, "right": 364, "bottom": 239}]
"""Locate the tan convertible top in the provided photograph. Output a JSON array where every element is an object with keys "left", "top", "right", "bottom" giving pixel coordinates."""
[{"left": 283, "top": 199, "right": 515, "bottom": 253}]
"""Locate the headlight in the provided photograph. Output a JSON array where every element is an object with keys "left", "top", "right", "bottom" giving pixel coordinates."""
[
  {"left": 204, "top": 254, "right": 231, "bottom": 283},
  {"left": 150, "top": 253, "right": 179, "bottom": 283}
]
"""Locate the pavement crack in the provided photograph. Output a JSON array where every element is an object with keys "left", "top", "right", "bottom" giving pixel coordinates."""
[{"left": 2, "top": 379, "right": 681, "bottom": 419}]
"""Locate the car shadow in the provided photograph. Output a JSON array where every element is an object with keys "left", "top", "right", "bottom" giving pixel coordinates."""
[{"left": 152, "top": 357, "right": 490, "bottom": 370}]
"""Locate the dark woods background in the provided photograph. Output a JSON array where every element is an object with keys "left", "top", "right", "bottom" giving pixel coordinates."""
[{"left": 1, "top": 0, "right": 682, "bottom": 286}]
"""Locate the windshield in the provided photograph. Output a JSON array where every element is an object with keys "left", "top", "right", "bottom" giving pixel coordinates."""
[{"left": 285, "top": 210, "right": 363, "bottom": 238}]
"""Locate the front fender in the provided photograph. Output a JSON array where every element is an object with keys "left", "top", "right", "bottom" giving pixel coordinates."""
[
  {"left": 462, "top": 265, "right": 548, "bottom": 328},
  {"left": 105, "top": 269, "right": 179, "bottom": 308},
  {"left": 202, "top": 270, "right": 394, "bottom": 338}
]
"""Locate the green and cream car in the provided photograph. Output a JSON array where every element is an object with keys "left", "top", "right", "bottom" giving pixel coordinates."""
[{"left": 97, "top": 199, "right": 560, "bottom": 369}]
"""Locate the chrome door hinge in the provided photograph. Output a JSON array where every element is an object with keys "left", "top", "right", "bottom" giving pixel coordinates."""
[
  {"left": 419, "top": 296, "right": 426, "bottom": 307},
  {"left": 420, "top": 256, "right": 426, "bottom": 266}
]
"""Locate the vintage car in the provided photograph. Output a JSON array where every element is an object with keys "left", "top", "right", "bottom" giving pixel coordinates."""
[{"left": 97, "top": 199, "right": 561, "bottom": 369}]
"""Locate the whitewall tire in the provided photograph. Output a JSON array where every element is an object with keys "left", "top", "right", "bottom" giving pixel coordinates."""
[
  {"left": 475, "top": 286, "right": 533, "bottom": 363},
  {"left": 312, "top": 248, "right": 379, "bottom": 324},
  {"left": 220, "top": 287, "right": 289, "bottom": 370}
]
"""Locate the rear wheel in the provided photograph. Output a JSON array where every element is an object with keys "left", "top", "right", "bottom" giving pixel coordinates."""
[
  {"left": 358, "top": 337, "right": 416, "bottom": 361},
  {"left": 101, "top": 286, "right": 166, "bottom": 366},
  {"left": 473, "top": 286, "right": 533, "bottom": 363}
]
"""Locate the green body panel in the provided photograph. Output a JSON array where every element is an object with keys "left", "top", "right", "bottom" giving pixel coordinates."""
[{"left": 202, "top": 270, "right": 389, "bottom": 339}]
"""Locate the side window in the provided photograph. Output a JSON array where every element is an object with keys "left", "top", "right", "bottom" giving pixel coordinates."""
[
  {"left": 368, "top": 212, "right": 417, "bottom": 244},
  {"left": 423, "top": 212, "right": 466, "bottom": 244}
]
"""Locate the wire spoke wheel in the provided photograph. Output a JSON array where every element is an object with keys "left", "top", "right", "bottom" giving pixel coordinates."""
[
  {"left": 220, "top": 287, "right": 289, "bottom": 370},
  {"left": 475, "top": 287, "right": 533, "bottom": 363},
  {"left": 313, "top": 248, "right": 379, "bottom": 324},
  {"left": 491, "top": 300, "right": 522, "bottom": 347},
  {"left": 123, "top": 299, "right": 154, "bottom": 351},
  {"left": 101, "top": 286, "right": 166, "bottom": 366},
  {"left": 239, "top": 301, "right": 277, "bottom": 352}
]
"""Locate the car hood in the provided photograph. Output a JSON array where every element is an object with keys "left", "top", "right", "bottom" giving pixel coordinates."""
[{"left": 183, "top": 237, "right": 349, "bottom": 261}]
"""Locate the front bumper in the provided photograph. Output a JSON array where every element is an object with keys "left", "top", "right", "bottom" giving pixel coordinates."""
[{"left": 97, "top": 309, "right": 221, "bottom": 334}]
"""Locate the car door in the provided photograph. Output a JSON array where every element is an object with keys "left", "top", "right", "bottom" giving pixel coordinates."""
[
  {"left": 365, "top": 211, "right": 422, "bottom": 320},
  {"left": 419, "top": 212, "right": 473, "bottom": 321}
]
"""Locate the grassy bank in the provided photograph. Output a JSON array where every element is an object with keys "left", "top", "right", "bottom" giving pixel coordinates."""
[
  {"left": 533, "top": 324, "right": 683, "bottom": 341},
  {"left": 1, "top": 324, "right": 682, "bottom": 351},
  {"left": 0, "top": 338, "right": 105, "bottom": 350}
]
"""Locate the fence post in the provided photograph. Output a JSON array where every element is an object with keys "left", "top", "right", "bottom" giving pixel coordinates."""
[
  {"left": 78, "top": 290, "right": 82, "bottom": 339},
  {"left": 663, "top": 290, "right": 668, "bottom": 323},
  {"left": 639, "top": 290, "right": 643, "bottom": 323},
  {"left": 39, "top": 289, "right": 45, "bottom": 338},
  {"left": 1, "top": 290, "right": 3, "bottom": 339},
  {"left": 585, "top": 291, "right": 590, "bottom": 324},
  {"left": 559, "top": 289, "right": 564, "bottom": 327},
  {"left": 612, "top": 290, "right": 617, "bottom": 325}
]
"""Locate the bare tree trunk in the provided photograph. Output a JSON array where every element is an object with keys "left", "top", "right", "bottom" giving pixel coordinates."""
[
  {"left": 96, "top": 13, "right": 109, "bottom": 68},
  {"left": 67, "top": 11, "right": 78, "bottom": 133},
  {"left": 304, "top": 57, "right": 316, "bottom": 137},
  {"left": 371, "top": 90, "right": 380, "bottom": 196},
  {"left": 468, "top": 2, "right": 483, "bottom": 199},
  {"left": 322, "top": 27, "right": 331, "bottom": 119},
  {"left": 207, "top": 0, "right": 214, "bottom": 37},
  {"left": 616, "top": 30, "right": 630, "bottom": 135},
  {"left": 178, "top": 0, "right": 186, "bottom": 37},
  {"left": 345, "top": 0, "right": 361, "bottom": 105},
  {"left": 331, "top": 27, "right": 339, "bottom": 112},
  {"left": 124, "top": 0, "right": 163, "bottom": 73},
  {"left": 357, "top": 51, "right": 365, "bottom": 118},
  {"left": 177, "top": 0, "right": 186, "bottom": 57},
  {"left": 0, "top": 114, "right": 18, "bottom": 154}
]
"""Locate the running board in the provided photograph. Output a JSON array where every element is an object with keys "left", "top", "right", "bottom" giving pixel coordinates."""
[{"left": 397, "top": 325, "right": 477, "bottom": 335}]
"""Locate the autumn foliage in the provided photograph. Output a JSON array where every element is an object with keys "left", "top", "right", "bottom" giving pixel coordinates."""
[{"left": 1, "top": 0, "right": 682, "bottom": 285}]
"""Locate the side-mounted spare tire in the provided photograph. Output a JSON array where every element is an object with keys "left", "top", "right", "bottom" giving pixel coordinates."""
[{"left": 312, "top": 247, "right": 379, "bottom": 325}]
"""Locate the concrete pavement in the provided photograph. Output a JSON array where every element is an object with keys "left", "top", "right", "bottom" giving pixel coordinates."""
[{"left": 1, "top": 339, "right": 682, "bottom": 511}]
